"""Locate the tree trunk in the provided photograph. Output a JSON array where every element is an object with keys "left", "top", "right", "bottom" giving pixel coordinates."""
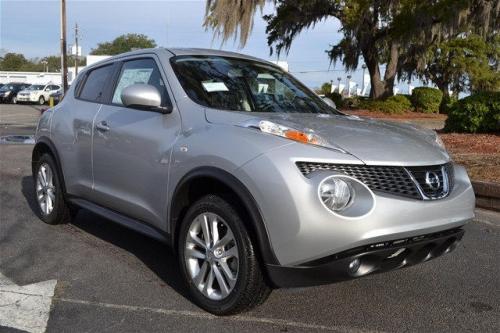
[
  {"left": 364, "top": 51, "right": 383, "bottom": 99},
  {"left": 363, "top": 42, "right": 398, "bottom": 100},
  {"left": 436, "top": 82, "right": 451, "bottom": 114},
  {"left": 382, "top": 42, "right": 399, "bottom": 97}
]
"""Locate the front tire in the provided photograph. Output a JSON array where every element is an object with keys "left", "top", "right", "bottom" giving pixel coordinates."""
[
  {"left": 178, "top": 195, "right": 271, "bottom": 315},
  {"left": 12, "top": 96, "right": 17, "bottom": 104},
  {"left": 33, "top": 153, "right": 75, "bottom": 224}
]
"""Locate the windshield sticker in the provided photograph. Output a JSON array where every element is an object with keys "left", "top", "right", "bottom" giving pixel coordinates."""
[{"left": 202, "top": 81, "right": 229, "bottom": 92}]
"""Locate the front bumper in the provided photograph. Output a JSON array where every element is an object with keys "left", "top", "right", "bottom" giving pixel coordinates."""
[
  {"left": 236, "top": 143, "right": 475, "bottom": 266},
  {"left": 16, "top": 94, "right": 37, "bottom": 102},
  {"left": 266, "top": 227, "right": 464, "bottom": 287}
]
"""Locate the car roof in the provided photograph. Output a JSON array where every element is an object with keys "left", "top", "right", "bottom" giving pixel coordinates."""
[
  {"left": 166, "top": 47, "right": 266, "bottom": 63},
  {"left": 84, "top": 47, "right": 278, "bottom": 71}
]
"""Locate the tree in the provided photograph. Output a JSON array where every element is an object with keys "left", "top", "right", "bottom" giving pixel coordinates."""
[
  {"left": 319, "top": 82, "right": 333, "bottom": 95},
  {"left": 0, "top": 52, "right": 86, "bottom": 72},
  {"left": 90, "top": 34, "right": 157, "bottom": 55},
  {"left": 204, "top": 0, "right": 498, "bottom": 99},
  {"left": 0, "top": 53, "right": 29, "bottom": 71},
  {"left": 39, "top": 55, "right": 86, "bottom": 72},
  {"left": 419, "top": 35, "right": 499, "bottom": 98}
]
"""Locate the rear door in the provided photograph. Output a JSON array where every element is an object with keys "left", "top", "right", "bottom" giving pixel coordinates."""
[
  {"left": 55, "top": 64, "right": 116, "bottom": 199},
  {"left": 91, "top": 56, "right": 181, "bottom": 230}
]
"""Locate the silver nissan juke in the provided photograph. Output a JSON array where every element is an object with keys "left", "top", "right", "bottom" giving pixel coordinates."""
[{"left": 32, "top": 48, "right": 475, "bottom": 315}]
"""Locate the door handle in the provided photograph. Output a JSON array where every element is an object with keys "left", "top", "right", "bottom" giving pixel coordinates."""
[{"left": 96, "top": 121, "right": 110, "bottom": 132}]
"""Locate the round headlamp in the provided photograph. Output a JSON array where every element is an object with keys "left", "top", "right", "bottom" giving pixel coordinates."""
[{"left": 319, "top": 177, "right": 353, "bottom": 212}]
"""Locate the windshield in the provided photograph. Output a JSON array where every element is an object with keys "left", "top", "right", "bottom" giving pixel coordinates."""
[
  {"left": 27, "top": 85, "right": 44, "bottom": 91},
  {"left": 171, "top": 55, "right": 339, "bottom": 114}
]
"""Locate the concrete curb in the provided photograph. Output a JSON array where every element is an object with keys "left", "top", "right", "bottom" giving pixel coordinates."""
[{"left": 472, "top": 181, "right": 500, "bottom": 212}]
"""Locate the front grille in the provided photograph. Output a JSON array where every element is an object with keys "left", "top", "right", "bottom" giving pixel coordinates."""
[
  {"left": 406, "top": 163, "right": 454, "bottom": 199},
  {"left": 296, "top": 161, "right": 453, "bottom": 200}
]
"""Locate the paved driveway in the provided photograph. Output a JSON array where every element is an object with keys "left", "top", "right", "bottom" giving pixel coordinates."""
[
  {"left": 1, "top": 105, "right": 499, "bottom": 332},
  {"left": 0, "top": 103, "right": 42, "bottom": 136}
]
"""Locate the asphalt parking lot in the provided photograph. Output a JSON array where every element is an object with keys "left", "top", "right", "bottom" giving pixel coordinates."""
[{"left": 1, "top": 104, "right": 499, "bottom": 332}]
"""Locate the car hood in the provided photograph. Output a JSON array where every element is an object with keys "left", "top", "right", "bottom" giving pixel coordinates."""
[{"left": 205, "top": 109, "right": 450, "bottom": 166}]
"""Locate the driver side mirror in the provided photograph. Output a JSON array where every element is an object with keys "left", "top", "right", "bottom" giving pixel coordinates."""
[
  {"left": 121, "top": 84, "right": 171, "bottom": 113},
  {"left": 322, "top": 97, "right": 337, "bottom": 109}
]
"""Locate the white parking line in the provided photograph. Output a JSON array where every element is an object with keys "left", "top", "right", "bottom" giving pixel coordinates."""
[
  {"left": 54, "top": 297, "right": 382, "bottom": 333},
  {"left": 0, "top": 273, "right": 57, "bottom": 333}
]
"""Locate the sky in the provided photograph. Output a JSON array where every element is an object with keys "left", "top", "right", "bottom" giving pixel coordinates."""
[{"left": 0, "top": 0, "right": 413, "bottom": 90}]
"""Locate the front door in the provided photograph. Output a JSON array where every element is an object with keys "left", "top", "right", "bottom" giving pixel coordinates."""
[{"left": 91, "top": 57, "right": 180, "bottom": 230}]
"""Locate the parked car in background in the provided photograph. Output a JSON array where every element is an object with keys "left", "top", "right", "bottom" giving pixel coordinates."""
[
  {"left": 0, "top": 83, "right": 31, "bottom": 104},
  {"left": 32, "top": 48, "right": 475, "bottom": 315},
  {"left": 16, "top": 83, "right": 61, "bottom": 105}
]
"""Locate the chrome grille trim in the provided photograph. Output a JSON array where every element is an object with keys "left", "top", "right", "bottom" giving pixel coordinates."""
[{"left": 296, "top": 162, "right": 454, "bottom": 200}]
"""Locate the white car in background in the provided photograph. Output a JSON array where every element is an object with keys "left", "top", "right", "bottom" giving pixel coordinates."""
[{"left": 17, "top": 84, "right": 61, "bottom": 105}]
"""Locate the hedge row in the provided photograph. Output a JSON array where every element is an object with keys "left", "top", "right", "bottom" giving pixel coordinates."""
[
  {"left": 444, "top": 91, "right": 500, "bottom": 133},
  {"left": 358, "top": 95, "right": 413, "bottom": 114},
  {"left": 335, "top": 87, "right": 444, "bottom": 114}
]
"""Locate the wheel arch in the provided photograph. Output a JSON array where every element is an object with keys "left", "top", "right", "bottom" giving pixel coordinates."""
[
  {"left": 170, "top": 167, "right": 279, "bottom": 266},
  {"left": 32, "top": 136, "right": 67, "bottom": 195}
]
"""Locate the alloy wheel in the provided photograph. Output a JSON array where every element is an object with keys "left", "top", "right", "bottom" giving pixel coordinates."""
[
  {"left": 36, "top": 163, "right": 56, "bottom": 215},
  {"left": 184, "top": 213, "right": 239, "bottom": 300}
]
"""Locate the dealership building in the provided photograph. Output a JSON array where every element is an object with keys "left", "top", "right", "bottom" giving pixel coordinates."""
[{"left": 0, "top": 55, "right": 110, "bottom": 86}]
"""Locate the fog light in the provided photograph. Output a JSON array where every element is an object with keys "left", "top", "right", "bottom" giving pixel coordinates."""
[
  {"left": 348, "top": 258, "right": 361, "bottom": 274},
  {"left": 319, "top": 177, "right": 353, "bottom": 212}
]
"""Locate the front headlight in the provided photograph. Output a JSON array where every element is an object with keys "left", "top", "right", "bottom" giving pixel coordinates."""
[
  {"left": 259, "top": 120, "right": 325, "bottom": 145},
  {"left": 319, "top": 177, "right": 353, "bottom": 212},
  {"left": 258, "top": 120, "right": 345, "bottom": 152},
  {"left": 1, "top": 91, "right": 11, "bottom": 97}
]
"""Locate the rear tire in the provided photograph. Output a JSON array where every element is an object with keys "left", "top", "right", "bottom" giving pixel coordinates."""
[
  {"left": 39, "top": 96, "right": 45, "bottom": 105},
  {"left": 178, "top": 195, "right": 271, "bottom": 315},
  {"left": 33, "top": 153, "right": 75, "bottom": 224}
]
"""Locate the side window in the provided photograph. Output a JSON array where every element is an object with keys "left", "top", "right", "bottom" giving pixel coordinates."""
[
  {"left": 79, "top": 65, "right": 114, "bottom": 102},
  {"left": 112, "top": 58, "right": 170, "bottom": 107}
]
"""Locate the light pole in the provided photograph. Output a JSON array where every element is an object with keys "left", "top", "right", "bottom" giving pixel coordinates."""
[
  {"left": 60, "top": 0, "right": 68, "bottom": 93},
  {"left": 346, "top": 75, "right": 352, "bottom": 97},
  {"left": 41, "top": 60, "right": 48, "bottom": 72},
  {"left": 74, "top": 23, "right": 79, "bottom": 76},
  {"left": 337, "top": 77, "right": 341, "bottom": 94},
  {"left": 361, "top": 64, "right": 366, "bottom": 96}
]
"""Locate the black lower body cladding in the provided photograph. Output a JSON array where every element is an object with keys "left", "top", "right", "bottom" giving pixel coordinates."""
[{"left": 266, "top": 228, "right": 464, "bottom": 288}]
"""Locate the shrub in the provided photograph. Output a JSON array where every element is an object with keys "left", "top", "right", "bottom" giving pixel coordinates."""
[
  {"left": 439, "top": 94, "right": 458, "bottom": 114},
  {"left": 325, "top": 92, "right": 343, "bottom": 108},
  {"left": 386, "top": 94, "right": 413, "bottom": 111},
  {"left": 444, "top": 91, "right": 500, "bottom": 133},
  {"left": 343, "top": 96, "right": 363, "bottom": 109},
  {"left": 411, "top": 87, "right": 443, "bottom": 113},
  {"left": 359, "top": 95, "right": 410, "bottom": 114}
]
